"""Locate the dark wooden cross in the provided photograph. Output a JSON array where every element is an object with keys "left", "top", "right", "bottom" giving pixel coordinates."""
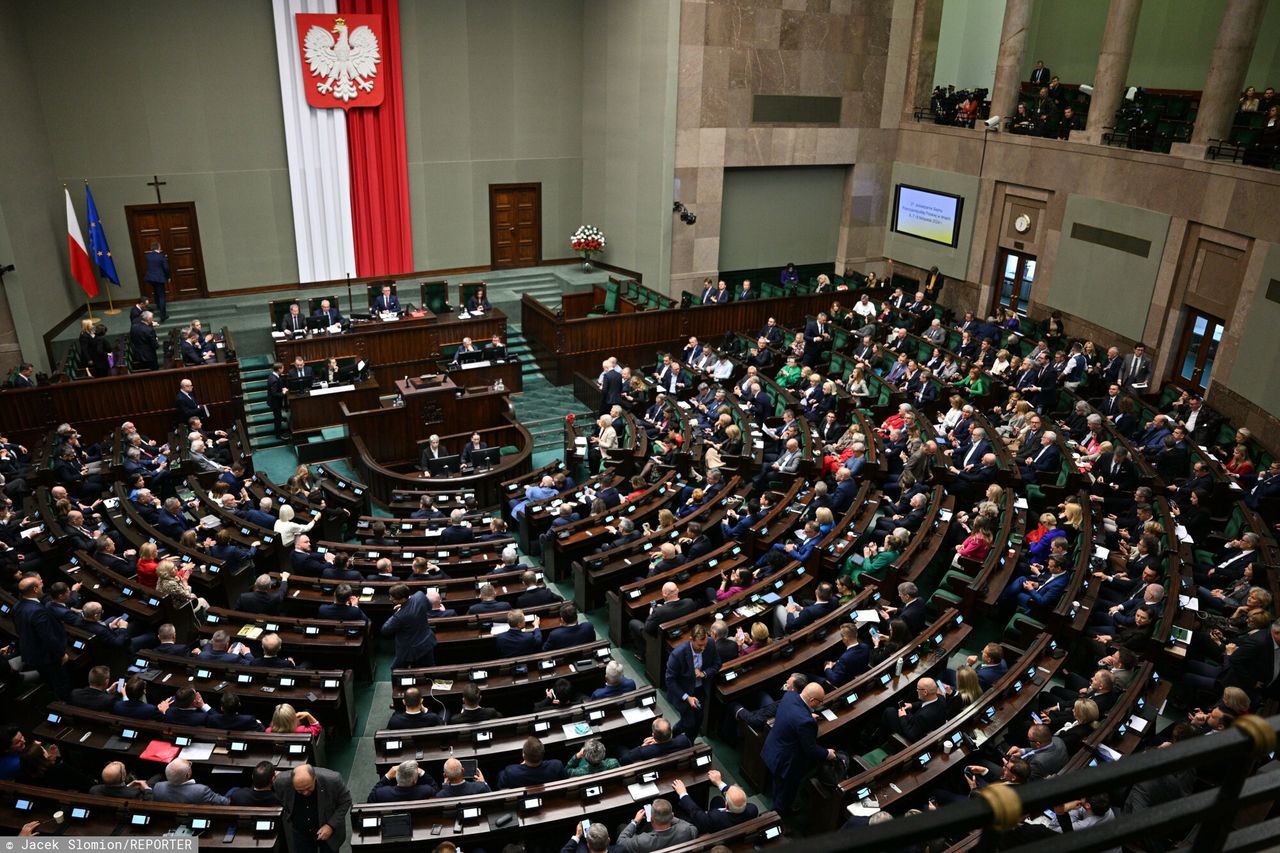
[{"left": 147, "top": 175, "right": 167, "bottom": 204}]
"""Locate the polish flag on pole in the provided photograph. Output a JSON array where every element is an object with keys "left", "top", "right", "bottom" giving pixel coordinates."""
[{"left": 65, "top": 186, "right": 98, "bottom": 298}]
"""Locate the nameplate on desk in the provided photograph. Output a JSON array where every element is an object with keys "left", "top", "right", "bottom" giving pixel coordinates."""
[
  {"left": 459, "top": 359, "right": 492, "bottom": 370},
  {"left": 307, "top": 384, "right": 356, "bottom": 397}
]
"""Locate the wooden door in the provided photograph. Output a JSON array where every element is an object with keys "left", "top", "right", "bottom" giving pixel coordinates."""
[
  {"left": 124, "top": 202, "right": 208, "bottom": 300},
  {"left": 489, "top": 183, "right": 542, "bottom": 270},
  {"left": 1172, "top": 309, "right": 1225, "bottom": 394}
]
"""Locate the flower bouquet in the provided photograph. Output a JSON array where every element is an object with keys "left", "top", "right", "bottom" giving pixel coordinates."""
[{"left": 571, "top": 225, "right": 606, "bottom": 270}]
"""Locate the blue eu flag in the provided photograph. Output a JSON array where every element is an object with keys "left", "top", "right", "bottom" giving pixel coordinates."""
[{"left": 85, "top": 183, "right": 119, "bottom": 286}]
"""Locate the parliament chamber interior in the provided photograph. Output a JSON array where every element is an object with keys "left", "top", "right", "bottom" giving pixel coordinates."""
[{"left": 3, "top": 1, "right": 1280, "bottom": 851}]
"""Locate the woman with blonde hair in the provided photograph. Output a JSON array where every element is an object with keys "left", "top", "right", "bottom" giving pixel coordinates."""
[
  {"left": 815, "top": 506, "right": 835, "bottom": 533},
  {"left": 268, "top": 702, "right": 323, "bottom": 735},
  {"left": 846, "top": 366, "right": 871, "bottom": 404},
  {"left": 953, "top": 666, "right": 983, "bottom": 707},
  {"left": 703, "top": 423, "right": 741, "bottom": 471},
  {"left": 643, "top": 508, "right": 675, "bottom": 537},
  {"left": 135, "top": 541, "right": 161, "bottom": 588},
  {"left": 155, "top": 559, "right": 209, "bottom": 614},
  {"left": 738, "top": 621, "right": 771, "bottom": 655},
  {"left": 273, "top": 502, "right": 316, "bottom": 547}
]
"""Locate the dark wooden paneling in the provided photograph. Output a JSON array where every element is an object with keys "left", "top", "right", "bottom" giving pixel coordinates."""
[
  {"left": 0, "top": 360, "right": 243, "bottom": 448},
  {"left": 489, "top": 183, "right": 541, "bottom": 270},
  {"left": 521, "top": 292, "right": 835, "bottom": 384}
]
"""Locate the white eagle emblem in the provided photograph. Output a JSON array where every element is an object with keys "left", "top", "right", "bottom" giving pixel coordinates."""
[{"left": 303, "top": 17, "right": 380, "bottom": 103}]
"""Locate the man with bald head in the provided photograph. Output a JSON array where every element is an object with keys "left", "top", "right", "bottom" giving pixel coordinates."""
[
  {"left": 91, "top": 760, "right": 152, "bottom": 800},
  {"left": 672, "top": 768, "right": 758, "bottom": 832},
  {"left": 435, "top": 757, "right": 490, "bottom": 797},
  {"left": 153, "top": 758, "right": 230, "bottom": 804},
  {"left": 629, "top": 581, "right": 697, "bottom": 651},
  {"left": 273, "top": 763, "right": 352, "bottom": 853},
  {"left": 881, "top": 677, "right": 948, "bottom": 742},
  {"left": 762, "top": 681, "right": 836, "bottom": 814}
]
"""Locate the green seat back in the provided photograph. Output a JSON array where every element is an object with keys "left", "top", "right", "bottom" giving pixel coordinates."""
[
  {"left": 421, "top": 281, "right": 449, "bottom": 313},
  {"left": 602, "top": 282, "right": 620, "bottom": 313}
]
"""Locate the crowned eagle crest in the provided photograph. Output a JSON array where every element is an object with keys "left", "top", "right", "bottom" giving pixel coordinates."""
[{"left": 303, "top": 17, "right": 380, "bottom": 103}]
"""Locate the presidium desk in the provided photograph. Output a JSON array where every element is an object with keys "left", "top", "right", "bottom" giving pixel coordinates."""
[{"left": 272, "top": 306, "right": 510, "bottom": 436}]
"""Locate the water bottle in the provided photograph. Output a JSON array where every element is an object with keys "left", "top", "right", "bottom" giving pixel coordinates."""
[
  {"left": 494, "top": 378, "right": 505, "bottom": 392},
  {"left": 894, "top": 655, "right": 904, "bottom": 678}
]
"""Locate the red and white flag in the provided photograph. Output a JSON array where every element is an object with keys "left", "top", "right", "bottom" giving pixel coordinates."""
[{"left": 65, "top": 187, "right": 98, "bottom": 298}]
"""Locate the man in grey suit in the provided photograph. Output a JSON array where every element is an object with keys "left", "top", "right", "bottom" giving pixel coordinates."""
[
  {"left": 273, "top": 764, "right": 352, "bottom": 853},
  {"left": 616, "top": 797, "right": 698, "bottom": 853},
  {"left": 152, "top": 758, "right": 230, "bottom": 804},
  {"left": 1003, "top": 723, "right": 1068, "bottom": 780}
]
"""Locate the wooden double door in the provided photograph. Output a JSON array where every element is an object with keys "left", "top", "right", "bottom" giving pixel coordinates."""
[
  {"left": 489, "top": 183, "right": 542, "bottom": 270},
  {"left": 125, "top": 202, "right": 208, "bottom": 300}
]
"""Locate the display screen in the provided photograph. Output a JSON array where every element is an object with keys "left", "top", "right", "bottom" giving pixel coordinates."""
[{"left": 892, "top": 184, "right": 963, "bottom": 247}]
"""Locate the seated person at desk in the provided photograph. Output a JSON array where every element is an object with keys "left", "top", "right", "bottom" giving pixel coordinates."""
[
  {"left": 451, "top": 337, "right": 479, "bottom": 365},
  {"left": 287, "top": 355, "right": 314, "bottom": 385},
  {"left": 466, "top": 286, "right": 492, "bottom": 314},
  {"left": 462, "top": 433, "right": 488, "bottom": 467},
  {"left": 373, "top": 283, "right": 400, "bottom": 314},
  {"left": 418, "top": 434, "right": 448, "bottom": 471},
  {"left": 483, "top": 333, "right": 507, "bottom": 359},
  {"left": 279, "top": 302, "right": 307, "bottom": 333},
  {"left": 320, "top": 357, "right": 342, "bottom": 384},
  {"left": 313, "top": 299, "right": 344, "bottom": 327}
]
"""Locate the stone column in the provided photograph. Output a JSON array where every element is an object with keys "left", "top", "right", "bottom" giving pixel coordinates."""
[
  {"left": 1187, "top": 0, "right": 1266, "bottom": 150},
  {"left": 988, "top": 0, "right": 1035, "bottom": 127},
  {"left": 900, "top": 0, "right": 944, "bottom": 121},
  {"left": 1081, "top": 0, "right": 1143, "bottom": 145}
]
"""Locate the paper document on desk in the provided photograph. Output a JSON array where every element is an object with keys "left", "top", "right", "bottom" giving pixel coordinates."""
[
  {"left": 179, "top": 742, "right": 216, "bottom": 762},
  {"left": 627, "top": 781, "right": 661, "bottom": 801},
  {"left": 489, "top": 624, "right": 510, "bottom": 635},
  {"left": 622, "top": 706, "right": 656, "bottom": 725},
  {"left": 853, "top": 610, "right": 881, "bottom": 623},
  {"left": 847, "top": 802, "right": 881, "bottom": 817}
]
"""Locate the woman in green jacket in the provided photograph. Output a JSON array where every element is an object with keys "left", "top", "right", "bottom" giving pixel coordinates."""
[
  {"left": 566, "top": 738, "right": 620, "bottom": 776},
  {"left": 954, "top": 365, "right": 989, "bottom": 398},
  {"left": 848, "top": 531, "right": 903, "bottom": 583}
]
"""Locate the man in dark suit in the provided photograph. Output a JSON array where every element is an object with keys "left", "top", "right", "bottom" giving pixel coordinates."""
[
  {"left": 762, "top": 682, "right": 835, "bottom": 814},
  {"left": 381, "top": 585, "right": 438, "bottom": 668},
  {"left": 318, "top": 584, "right": 369, "bottom": 622},
  {"left": 387, "top": 687, "right": 443, "bottom": 729},
  {"left": 629, "top": 582, "right": 697, "bottom": 650},
  {"left": 879, "top": 676, "right": 949, "bottom": 741},
  {"left": 266, "top": 362, "right": 288, "bottom": 438},
  {"left": 163, "top": 687, "right": 213, "bottom": 727},
  {"left": 496, "top": 736, "right": 566, "bottom": 789},
  {"left": 803, "top": 312, "right": 831, "bottom": 367},
  {"left": 287, "top": 356, "right": 314, "bottom": 387},
  {"left": 823, "top": 623, "right": 872, "bottom": 688},
  {"left": 698, "top": 278, "right": 717, "bottom": 305},
  {"left": 435, "top": 757, "right": 492, "bottom": 797},
  {"left": 1019, "top": 431, "right": 1062, "bottom": 484},
  {"left": 777, "top": 582, "right": 837, "bottom": 635},
  {"left": 516, "top": 571, "right": 561, "bottom": 608},
  {"left": 114, "top": 676, "right": 171, "bottom": 721},
  {"left": 879, "top": 581, "right": 927, "bottom": 633},
  {"left": 494, "top": 609, "right": 543, "bottom": 656},
  {"left": 279, "top": 303, "right": 306, "bottom": 333},
  {"left": 672, "top": 770, "right": 758, "bottom": 833},
  {"left": 368, "top": 760, "right": 437, "bottom": 802},
  {"left": 543, "top": 602, "right": 597, "bottom": 651},
  {"left": 312, "top": 299, "right": 344, "bottom": 327},
  {"left": 439, "top": 510, "right": 474, "bottom": 544},
  {"left": 1221, "top": 620, "right": 1280, "bottom": 697},
  {"left": 737, "top": 279, "right": 757, "bottom": 300},
  {"left": 143, "top": 241, "right": 171, "bottom": 320},
  {"left": 235, "top": 573, "right": 288, "bottom": 615},
  {"left": 15, "top": 576, "right": 69, "bottom": 698},
  {"left": 250, "top": 633, "right": 296, "bottom": 669},
  {"left": 71, "top": 665, "right": 119, "bottom": 711},
  {"left": 373, "top": 284, "right": 401, "bottom": 313},
  {"left": 600, "top": 366, "right": 624, "bottom": 414},
  {"left": 666, "top": 624, "right": 720, "bottom": 739},
  {"left": 273, "top": 765, "right": 352, "bottom": 853},
  {"left": 619, "top": 717, "right": 692, "bottom": 764},
  {"left": 130, "top": 312, "right": 160, "bottom": 371},
  {"left": 467, "top": 583, "right": 512, "bottom": 616}
]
